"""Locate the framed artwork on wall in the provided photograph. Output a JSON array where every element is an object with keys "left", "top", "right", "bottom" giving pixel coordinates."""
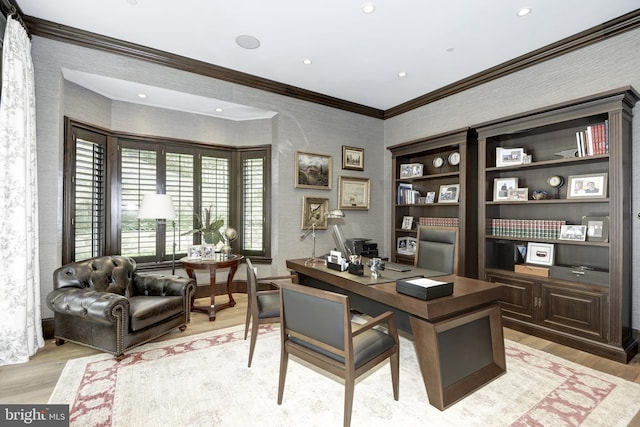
[
  {"left": 301, "top": 196, "right": 329, "bottom": 230},
  {"left": 295, "top": 151, "right": 332, "bottom": 190},
  {"left": 342, "top": 145, "right": 364, "bottom": 171},
  {"left": 338, "top": 176, "right": 370, "bottom": 210}
]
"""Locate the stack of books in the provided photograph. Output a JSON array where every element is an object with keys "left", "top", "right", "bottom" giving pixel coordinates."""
[
  {"left": 490, "top": 218, "right": 566, "bottom": 239},
  {"left": 419, "top": 217, "right": 460, "bottom": 227},
  {"left": 575, "top": 121, "right": 608, "bottom": 157},
  {"left": 397, "top": 183, "right": 421, "bottom": 204}
]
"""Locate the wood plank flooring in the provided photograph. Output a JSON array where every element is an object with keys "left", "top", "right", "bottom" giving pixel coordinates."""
[{"left": 1, "top": 294, "right": 639, "bottom": 425}]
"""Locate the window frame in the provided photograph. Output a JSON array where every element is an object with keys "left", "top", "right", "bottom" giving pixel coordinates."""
[{"left": 63, "top": 118, "right": 272, "bottom": 266}]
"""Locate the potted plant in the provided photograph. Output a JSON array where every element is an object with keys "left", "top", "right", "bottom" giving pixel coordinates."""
[{"left": 183, "top": 206, "right": 224, "bottom": 245}]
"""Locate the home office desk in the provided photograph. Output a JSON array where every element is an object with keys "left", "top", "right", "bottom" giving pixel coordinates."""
[
  {"left": 181, "top": 254, "right": 244, "bottom": 321},
  {"left": 286, "top": 258, "right": 506, "bottom": 410}
]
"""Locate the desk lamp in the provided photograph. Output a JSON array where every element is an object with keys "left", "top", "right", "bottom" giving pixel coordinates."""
[
  {"left": 138, "top": 193, "right": 177, "bottom": 274},
  {"left": 299, "top": 209, "right": 346, "bottom": 265}
]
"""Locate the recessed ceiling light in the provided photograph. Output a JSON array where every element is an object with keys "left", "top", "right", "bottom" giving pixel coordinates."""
[
  {"left": 215, "top": 108, "right": 224, "bottom": 113},
  {"left": 446, "top": 47, "right": 455, "bottom": 53},
  {"left": 236, "top": 35, "right": 261, "bottom": 50},
  {"left": 517, "top": 7, "right": 531, "bottom": 17},
  {"left": 362, "top": 3, "right": 376, "bottom": 14},
  {"left": 303, "top": 59, "right": 312, "bottom": 65},
  {"left": 137, "top": 93, "right": 147, "bottom": 98},
  {"left": 398, "top": 71, "right": 407, "bottom": 78}
]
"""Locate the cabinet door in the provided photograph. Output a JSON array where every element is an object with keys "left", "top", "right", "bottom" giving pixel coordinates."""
[
  {"left": 487, "top": 273, "right": 535, "bottom": 322},
  {"left": 539, "top": 283, "right": 607, "bottom": 341}
]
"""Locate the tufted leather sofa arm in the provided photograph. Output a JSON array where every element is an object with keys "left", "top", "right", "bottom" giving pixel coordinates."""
[
  {"left": 47, "top": 288, "right": 129, "bottom": 325},
  {"left": 133, "top": 273, "right": 195, "bottom": 298}
]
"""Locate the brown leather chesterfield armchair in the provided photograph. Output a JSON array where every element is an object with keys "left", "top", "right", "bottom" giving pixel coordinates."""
[{"left": 47, "top": 255, "right": 196, "bottom": 359}]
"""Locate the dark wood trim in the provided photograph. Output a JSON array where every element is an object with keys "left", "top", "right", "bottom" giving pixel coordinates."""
[{"left": 21, "top": 9, "right": 640, "bottom": 119}]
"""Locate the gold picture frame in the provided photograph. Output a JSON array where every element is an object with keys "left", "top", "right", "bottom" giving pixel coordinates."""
[
  {"left": 338, "top": 176, "right": 370, "bottom": 210},
  {"left": 301, "top": 196, "right": 329, "bottom": 230},
  {"left": 342, "top": 145, "right": 364, "bottom": 171},
  {"left": 295, "top": 151, "right": 332, "bottom": 190}
]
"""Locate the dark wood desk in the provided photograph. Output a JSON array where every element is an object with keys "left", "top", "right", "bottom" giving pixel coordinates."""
[
  {"left": 286, "top": 258, "right": 506, "bottom": 410},
  {"left": 181, "top": 254, "right": 244, "bottom": 321}
]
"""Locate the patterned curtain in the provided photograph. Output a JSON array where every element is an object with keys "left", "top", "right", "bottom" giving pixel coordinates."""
[{"left": 0, "top": 16, "right": 44, "bottom": 365}]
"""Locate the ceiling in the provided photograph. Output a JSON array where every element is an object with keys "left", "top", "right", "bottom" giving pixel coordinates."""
[{"left": 14, "top": 0, "right": 640, "bottom": 119}]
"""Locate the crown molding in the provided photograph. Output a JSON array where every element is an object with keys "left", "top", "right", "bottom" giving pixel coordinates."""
[{"left": 22, "top": 9, "right": 640, "bottom": 120}]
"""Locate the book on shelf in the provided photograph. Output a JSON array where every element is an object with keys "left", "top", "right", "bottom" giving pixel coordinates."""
[
  {"left": 397, "top": 183, "right": 421, "bottom": 204},
  {"left": 490, "top": 218, "right": 566, "bottom": 239},
  {"left": 575, "top": 121, "right": 608, "bottom": 157},
  {"left": 419, "top": 217, "right": 460, "bottom": 227}
]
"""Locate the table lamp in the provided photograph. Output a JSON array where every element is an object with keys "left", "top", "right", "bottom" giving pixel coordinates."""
[
  {"left": 300, "top": 209, "right": 346, "bottom": 265},
  {"left": 138, "top": 193, "right": 177, "bottom": 274}
]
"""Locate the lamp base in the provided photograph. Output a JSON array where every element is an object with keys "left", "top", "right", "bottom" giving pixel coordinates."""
[{"left": 305, "top": 257, "right": 325, "bottom": 266}]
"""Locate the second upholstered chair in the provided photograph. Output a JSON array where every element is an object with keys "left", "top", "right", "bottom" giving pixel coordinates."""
[
  {"left": 415, "top": 225, "right": 459, "bottom": 274},
  {"left": 277, "top": 282, "right": 399, "bottom": 427},
  {"left": 244, "top": 258, "right": 281, "bottom": 367}
]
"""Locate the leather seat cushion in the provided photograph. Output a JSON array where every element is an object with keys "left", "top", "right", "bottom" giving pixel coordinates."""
[
  {"left": 257, "top": 293, "right": 280, "bottom": 319},
  {"left": 128, "top": 295, "right": 183, "bottom": 331}
]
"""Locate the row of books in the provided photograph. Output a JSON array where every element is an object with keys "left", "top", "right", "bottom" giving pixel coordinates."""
[
  {"left": 419, "top": 217, "right": 460, "bottom": 227},
  {"left": 397, "top": 183, "right": 421, "bottom": 204},
  {"left": 576, "top": 121, "right": 608, "bottom": 157},
  {"left": 490, "top": 218, "right": 567, "bottom": 239}
]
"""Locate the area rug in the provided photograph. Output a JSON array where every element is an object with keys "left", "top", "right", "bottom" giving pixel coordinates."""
[{"left": 49, "top": 324, "right": 640, "bottom": 427}]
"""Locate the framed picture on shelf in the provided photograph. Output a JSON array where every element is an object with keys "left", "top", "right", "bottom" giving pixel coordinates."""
[
  {"left": 342, "top": 145, "right": 364, "bottom": 171},
  {"left": 567, "top": 173, "right": 608, "bottom": 199},
  {"left": 399, "top": 164, "right": 413, "bottom": 179},
  {"left": 425, "top": 191, "right": 436, "bottom": 203},
  {"left": 338, "top": 176, "right": 370, "bottom": 210},
  {"left": 397, "top": 236, "right": 417, "bottom": 255},
  {"left": 301, "top": 196, "right": 329, "bottom": 230},
  {"left": 437, "top": 184, "right": 460, "bottom": 203},
  {"left": 507, "top": 187, "right": 528, "bottom": 201},
  {"left": 493, "top": 177, "right": 518, "bottom": 201},
  {"left": 559, "top": 225, "right": 587, "bottom": 241},
  {"left": 411, "top": 164, "right": 424, "bottom": 177},
  {"left": 401, "top": 216, "right": 414, "bottom": 230},
  {"left": 496, "top": 147, "right": 525, "bottom": 167},
  {"left": 525, "top": 242, "right": 555, "bottom": 266},
  {"left": 295, "top": 151, "right": 332, "bottom": 189},
  {"left": 581, "top": 215, "right": 609, "bottom": 242}
]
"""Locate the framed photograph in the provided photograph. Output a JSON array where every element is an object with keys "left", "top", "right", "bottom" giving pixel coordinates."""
[
  {"left": 401, "top": 216, "right": 414, "bottom": 230},
  {"left": 338, "top": 176, "right": 370, "bottom": 210},
  {"left": 202, "top": 245, "right": 214, "bottom": 259},
  {"left": 295, "top": 151, "right": 332, "bottom": 189},
  {"left": 188, "top": 245, "right": 202, "bottom": 259},
  {"left": 496, "top": 147, "right": 525, "bottom": 167},
  {"left": 581, "top": 215, "right": 609, "bottom": 242},
  {"left": 301, "top": 196, "right": 329, "bottom": 230},
  {"left": 493, "top": 177, "right": 518, "bottom": 201},
  {"left": 342, "top": 145, "right": 364, "bottom": 171},
  {"left": 397, "top": 236, "right": 417, "bottom": 255},
  {"left": 425, "top": 191, "right": 436, "bottom": 204},
  {"left": 399, "top": 164, "right": 413, "bottom": 179},
  {"left": 437, "top": 184, "right": 460, "bottom": 203},
  {"left": 559, "top": 225, "right": 587, "bottom": 241},
  {"left": 507, "top": 187, "right": 528, "bottom": 201},
  {"left": 526, "top": 242, "right": 555, "bottom": 266},
  {"left": 411, "top": 164, "right": 424, "bottom": 177},
  {"left": 567, "top": 173, "right": 607, "bottom": 199}
]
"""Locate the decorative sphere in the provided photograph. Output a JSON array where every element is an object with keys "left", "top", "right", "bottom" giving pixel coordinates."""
[{"left": 224, "top": 227, "right": 237, "bottom": 241}]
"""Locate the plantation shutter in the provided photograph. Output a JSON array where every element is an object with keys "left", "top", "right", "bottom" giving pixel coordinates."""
[{"left": 242, "top": 154, "right": 265, "bottom": 253}]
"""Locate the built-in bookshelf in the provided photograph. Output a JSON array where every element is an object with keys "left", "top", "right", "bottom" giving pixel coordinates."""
[
  {"left": 477, "top": 87, "right": 639, "bottom": 363},
  {"left": 388, "top": 128, "right": 477, "bottom": 275}
]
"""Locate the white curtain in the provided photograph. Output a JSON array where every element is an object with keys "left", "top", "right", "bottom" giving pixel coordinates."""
[{"left": 0, "top": 16, "right": 44, "bottom": 366}]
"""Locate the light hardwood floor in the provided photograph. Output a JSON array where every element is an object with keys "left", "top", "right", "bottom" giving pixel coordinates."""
[{"left": 1, "top": 294, "right": 639, "bottom": 424}]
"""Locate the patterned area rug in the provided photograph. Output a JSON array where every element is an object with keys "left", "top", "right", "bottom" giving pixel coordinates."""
[{"left": 49, "top": 325, "right": 640, "bottom": 426}]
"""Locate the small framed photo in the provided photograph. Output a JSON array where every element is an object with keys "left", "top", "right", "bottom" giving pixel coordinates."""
[
  {"left": 342, "top": 146, "right": 364, "bottom": 171},
  {"left": 301, "top": 196, "right": 329, "bottom": 230},
  {"left": 567, "top": 173, "right": 607, "bottom": 199},
  {"left": 437, "top": 184, "right": 460, "bottom": 203},
  {"left": 526, "top": 242, "right": 555, "bottom": 266},
  {"left": 507, "top": 187, "right": 528, "bottom": 201},
  {"left": 411, "top": 164, "right": 424, "bottom": 177},
  {"left": 493, "top": 177, "right": 518, "bottom": 201},
  {"left": 400, "top": 164, "right": 413, "bottom": 179},
  {"left": 496, "top": 147, "right": 525, "bottom": 167},
  {"left": 202, "top": 245, "right": 214, "bottom": 259},
  {"left": 188, "top": 245, "right": 203, "bottom": 259},
  {"left": 338, "top": 176, "right": 370, "bottom": 210},
  {"left": 295, "top": 151, "right": 332, "bottom": 190},
  {"left": 397, "top": 236, "right": 417, "bottom": 255},
  {"left": 401, "top": 216, "right": 414, "bottom": 230},
  {"left": 581, "top": 215, "right": 609, "bottom": 242},
  {"left": 559, "top": 225, "right": 587, "bottom": 241},
  {"left": 425, "top": 191, "right": 436, "bottom": 204}
]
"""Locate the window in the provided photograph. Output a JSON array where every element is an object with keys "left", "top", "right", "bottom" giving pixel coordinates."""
[{"left": 63, "top": 118, "right": 271, "bottom": 266}]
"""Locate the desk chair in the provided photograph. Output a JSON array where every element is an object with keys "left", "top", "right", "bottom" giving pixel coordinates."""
[
  {"left": 415, "top": 225, "right": 459, "bottom": 274},
  {"left": 244, "top": 258, "right": 281, "bottom": 367},
  {"left": 277, "top": 282, "right": 399, "bottom": 427}
]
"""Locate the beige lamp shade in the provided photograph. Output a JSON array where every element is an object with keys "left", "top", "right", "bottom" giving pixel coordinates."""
[{"left": 138, "top": 194, "right": 176, "bottom": 220}]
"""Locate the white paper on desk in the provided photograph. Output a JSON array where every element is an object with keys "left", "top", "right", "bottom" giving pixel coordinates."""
[{"left": 404, "top": 278, "right": 451, "bottom": 288}]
